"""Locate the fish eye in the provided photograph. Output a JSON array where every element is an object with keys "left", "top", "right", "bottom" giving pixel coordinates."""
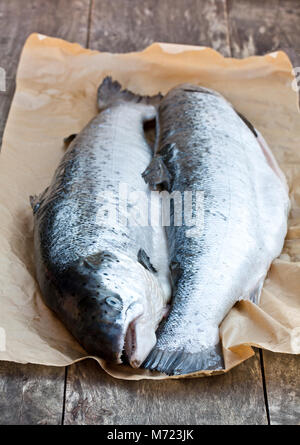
[{"left": 105, "top": 296, "right": 122, "bottom": 310}]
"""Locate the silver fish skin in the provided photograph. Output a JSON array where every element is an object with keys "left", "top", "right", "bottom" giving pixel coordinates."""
[
  {"left": 142, "top": 84, "right": 290, "bottom": 375},
  {"left": 32, "top": 78, "right": 171, "bottom": 366}
]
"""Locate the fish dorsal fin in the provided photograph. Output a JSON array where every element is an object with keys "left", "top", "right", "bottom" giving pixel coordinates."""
[
  {"left": 235, "top": 110, "right": 258, "bottom": 137},
  {"left": 137, "top": 249, "right": 157, "bottom": 273},
  {"left": 29, "top": 186, "right": 49, "bottom": 214},
  {"left": 30, "top": 195, "right": 40, "bottom": 214},
  {"left": 236, "top": 109, "right": 289, "bottom": 191},
  {"left": 64, "top": 133, "right": 78, "bottom": 148},
  {"left": 170, "top": 261, "right": 183, "bottom": 285}
]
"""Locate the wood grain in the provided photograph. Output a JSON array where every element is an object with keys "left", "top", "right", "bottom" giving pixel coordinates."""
[
  {"left": 0, "top": 361, "right": 65, "bottom": 425},
  {"left": 0, "top": 0, "right": 91, "bottom": 425},
  {"left": 227, "top": 0, "right": 300, "bottom": 425},
  {"left": 227, "top": 0, "right": 300, "bottom": 62},
  {"left": 64, "top": 352, "right": 267, "bottom": 425},
  {"left": 0, "top": 79, "right": 14, "bottom": 147},
  {"left": 263, "top": 351, "right": 300, "bottom": 425},
  {"left": 0, "top": 0, "right": 90, "bottom": 145},
  {"left": 90, "top": 0, "right": 230, "bottom": 56}
]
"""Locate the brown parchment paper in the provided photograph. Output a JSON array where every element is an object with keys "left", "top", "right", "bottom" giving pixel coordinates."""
[{"left": 0, "top": 34, "right": 299, "bottom": 380}]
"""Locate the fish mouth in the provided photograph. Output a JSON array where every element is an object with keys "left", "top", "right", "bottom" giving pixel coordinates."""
[{"left": 121, "top": 315, "right": 140, "bottom": 367}]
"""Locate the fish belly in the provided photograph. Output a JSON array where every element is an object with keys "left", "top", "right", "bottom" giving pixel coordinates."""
[{"left": 143, "top": 85, "right": 289, "bottom": 375}]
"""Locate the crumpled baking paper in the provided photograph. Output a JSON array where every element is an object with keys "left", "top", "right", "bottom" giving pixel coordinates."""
[{"left": 0, "top": 34, "right": 299, "bottom": 380}]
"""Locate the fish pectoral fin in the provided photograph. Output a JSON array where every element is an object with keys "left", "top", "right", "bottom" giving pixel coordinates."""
[
  {"left": 142, "top": 156, "right": 171, "bottom": 190},
  {"left": 240, "top": 275, "right": 266, "bottom": 305},
  {"left": 170, "top": 261, "right": 182, "bottom": 285},
  {"left": 64, "top": 133, "right": 78, "bottom": 147},
  {"left": 29, "top": 195, "right": 40, "bottom": 213},
  {"left": 137, "top": 248, "right": 157, "bottom": 273},
  {"left": 29, "top": 186, "right": 49, "bottom": 214},
  {"left": 143, "top": 342, "right": 224, "bottom": 375}
]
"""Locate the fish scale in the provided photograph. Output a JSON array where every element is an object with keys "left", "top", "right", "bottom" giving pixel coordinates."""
[
  {"left": 143, "top": 84, "right": 289, "bottom": 375},
  {"left": 32, "top": 77, "right": 171, "bottom": 366}
]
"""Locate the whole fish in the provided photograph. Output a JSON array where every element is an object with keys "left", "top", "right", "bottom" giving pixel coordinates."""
[
  {"left": 142, "top": 84, "right": 289, "bottom": 375},
  {"left": 31, "top": 77, "right": 171, "bottom": 367}
]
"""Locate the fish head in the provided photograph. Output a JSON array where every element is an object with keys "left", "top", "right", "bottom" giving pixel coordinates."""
[
  {"left": 119, "top": 257, "right": 167, "bottom": 369},
  {"left": 61, "top": 250, "right": 164, "bottom": 367}
]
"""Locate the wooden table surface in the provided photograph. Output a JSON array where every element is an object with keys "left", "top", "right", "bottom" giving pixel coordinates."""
[{"left": 0, "top": 0, "right": 299, "bottom": 425}]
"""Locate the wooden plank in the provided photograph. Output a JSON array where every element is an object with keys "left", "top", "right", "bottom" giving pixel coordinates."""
[
  {"left": 0, "top": 79, "right": 14, "bottom": 147},
  {"left": 0, "top": 0, "right": 91, "bottom": 145},
  {"left": 227, "top": 0, "right": 300, "bottom": 107},
  {"left": 90, "top": 0, "right": 231, "bottom": 56},
  {"left": 63, "top": 0, "right": 268, "bottom": 426},
  {"left": 227, "top": 0, "right": 300, "bottom": 61},
  {"left": 227, "top": 0, "right": 300, "bottom": 426},
  {"left": 0, "top": 0, "right": 90, "bottom": 76},
  {"left": 0, "top": 362, "right": 65, "bottom": 425},
  {"left": 64, "top": 351, "right": 267, "bottom": 425},
  {"left": 263, "top": 351, "right": 300, "bottom": 425},
  {"left": 0, "top": 0, "right": 91, "bottom": 425}
]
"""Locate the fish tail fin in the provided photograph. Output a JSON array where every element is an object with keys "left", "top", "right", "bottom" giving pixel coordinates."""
[
  {"left": 143, "top": 341, "right": 224, "bottom": 376},
  {"left": 97, "top": 76, "right": 162, "bottom": 112}
]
